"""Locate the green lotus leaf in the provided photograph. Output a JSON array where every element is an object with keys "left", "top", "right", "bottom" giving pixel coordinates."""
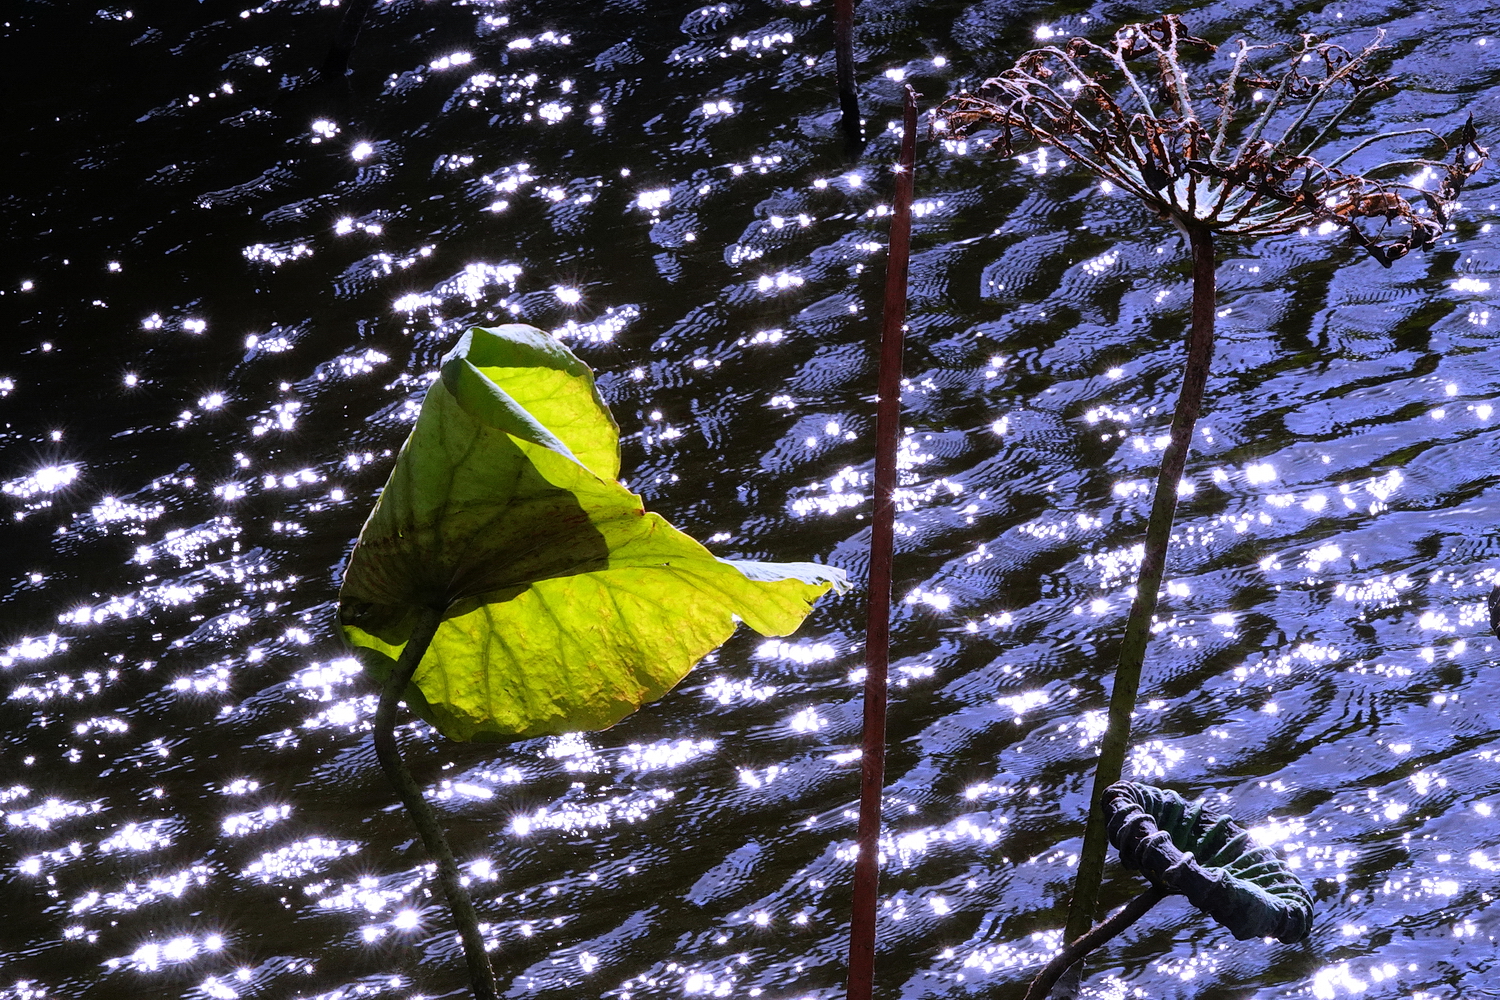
[
  {"left": 339, "top": 324, "right": 847, "bottom": 742},
  {"left": 1103, "top": 781, "right": 1314, "bottom": 943}
]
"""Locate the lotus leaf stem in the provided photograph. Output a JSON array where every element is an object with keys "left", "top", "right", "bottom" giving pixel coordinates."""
[
  {"left": 1024, "top": 883, "right": 1172, "bottom": 1000},
  {"left": 1063, "top": 224, "right": 1217, "bottom": 951},
  {"left": 373, "top": 606, "right": 498, "bottom": 1000},
  {"left": 845, "top": 83, "right": 918, "bottom": 1000}
]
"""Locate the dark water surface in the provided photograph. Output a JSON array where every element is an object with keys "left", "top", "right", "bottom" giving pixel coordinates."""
[{"left": 5, "top": 0, "right": 1500, "bottom": 997}]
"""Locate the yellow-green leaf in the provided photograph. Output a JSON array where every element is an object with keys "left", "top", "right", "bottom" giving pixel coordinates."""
[{"left": 339, "top": 325, "right": 846, "bottom": 741}]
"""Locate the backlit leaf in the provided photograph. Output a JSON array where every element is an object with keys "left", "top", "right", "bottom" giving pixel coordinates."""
[{"left": 339, "top": 325, "right": 846, "bottom": 741}]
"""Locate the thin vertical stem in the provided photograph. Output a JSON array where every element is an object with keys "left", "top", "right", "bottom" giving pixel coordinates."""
[
  {"left": 320, "top": 0, "right": 377, "bottom": 82},
  {"left": 1060, "top": 225, "right": 1217, "bottom": 963},
  {"left": 845, "top": 84, "right": 918, "bottom": 1000},
  {"left": 834, "top": 0, "right": 864, "bottom": 156},
  {"left": 1024, "top": 885, "right": 1171, "bottom": 1000},
  {"left": 374, "top": 607, "right": 499, "bottom": 1000}
]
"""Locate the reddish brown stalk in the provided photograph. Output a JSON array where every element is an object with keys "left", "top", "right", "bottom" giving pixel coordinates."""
[
  {"left": 834, "top": 0, "right": 864, "bottom": 156},
  {"left": 1060, "top": 224, "right": 1217, "bottom": 960},
  {"left": 846, "top": 84, "right": 918, "bottom": 1000}
]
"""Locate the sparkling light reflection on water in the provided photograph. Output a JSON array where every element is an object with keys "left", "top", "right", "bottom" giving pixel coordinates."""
[{"left": 4, "top": 0, "right": 1500, "bottom": 998}]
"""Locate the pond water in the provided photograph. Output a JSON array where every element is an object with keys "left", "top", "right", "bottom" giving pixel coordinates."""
[{"left": 4, "top": 1, "right": 1500, "bottom": 998}]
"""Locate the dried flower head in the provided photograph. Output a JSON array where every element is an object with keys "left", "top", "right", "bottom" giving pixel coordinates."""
[{"left": 939, "top": 16, "right": 1487, "bottom": 265}]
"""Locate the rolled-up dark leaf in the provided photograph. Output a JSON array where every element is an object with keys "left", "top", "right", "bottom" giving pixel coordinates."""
[{"left": 1103, "top": 781, "right": 1314, "bottom": 943}]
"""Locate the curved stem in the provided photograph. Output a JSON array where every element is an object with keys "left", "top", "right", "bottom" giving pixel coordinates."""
[
  {"left": 1024, "top": 884, "right": 1171, "bottom": 1000},
  {"left": 1061, "top": 225, "right": 1217, "bottom": 953},
  {"left": 845, "top": 85, "right": 918, "bottom": 1000},
  {"left": 374, "top": 606, "right": 498, "bottom": 1000}
]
